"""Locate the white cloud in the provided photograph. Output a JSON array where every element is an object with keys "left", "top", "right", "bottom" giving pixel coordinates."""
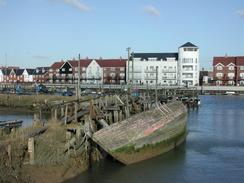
[
  {"left": 144, "top": 5, "right": 160, "bottom": 16},
  {"left": 237, "top": 9, "right": 244, "bottom": 18},
  {"left": 59, "top": 0, "right": 90, "bottom": 12}
]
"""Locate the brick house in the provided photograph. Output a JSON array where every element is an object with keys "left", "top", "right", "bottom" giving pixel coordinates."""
[
  {"left": 48, "top": 61, "right": 65, "bottom": 83},
  {"left": 213, "top": 56, "right": 244, "bottom": 86},
  {"left": 33, "top": 67, "right": 50, "bottom": 83},
  {"left": 96, "top": 59, "right": 126, "bottom": 84}
]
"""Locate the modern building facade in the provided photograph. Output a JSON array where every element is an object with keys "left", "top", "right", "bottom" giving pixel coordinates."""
[
  {"left": 127, "top": 42, "right": 199, "bottom": 86},
  {"left": 213, "top": 56, "right": 244, "bottom": 86},
  {"left": 178, "top": 42, "right": 199, "bottom": 86},
  {"left": 127, "top": 53, "right": 178, "bottom": 86}
]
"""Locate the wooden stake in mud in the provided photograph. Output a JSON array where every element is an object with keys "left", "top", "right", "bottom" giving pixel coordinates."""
[{"left": 28, "top": 137, "right": 35, "bottom": 165}]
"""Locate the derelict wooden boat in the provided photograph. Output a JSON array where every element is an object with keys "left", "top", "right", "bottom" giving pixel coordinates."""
[{"left": 92, "top": 101, "right": 187, "bottom": 165}]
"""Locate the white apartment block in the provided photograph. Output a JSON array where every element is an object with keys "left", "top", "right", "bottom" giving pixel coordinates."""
[
  {"left": 127, "top": 53, "right": 178, "bottom": 86},
  {"left": 178, "top": 42, "right": 199, "bottom": 86},
  {"left": 127, "top": 42, "right": 199, "bottom": 86}
]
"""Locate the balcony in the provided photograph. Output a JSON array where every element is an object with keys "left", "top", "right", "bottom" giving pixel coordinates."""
[
  {"left": 128, "top": 70, "right": 142, "bottom": 73},
  {"left": 144, "top": 76, "right": 156, "bottom": 80},
  {"left": 144, "top": 69, "right": 157, "bottom": 73},
  {"left": 162, "top": 77, "right": 176, "bottom": 80},
  {"left": 162, "top": 69, "right": 176, "bottom": 73}
]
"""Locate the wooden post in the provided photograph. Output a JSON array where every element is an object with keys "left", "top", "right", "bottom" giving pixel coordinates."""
[
  {"left": 119, "top": 110, "right": 123, "bottom": 121},
  {"left": 125, "top": 107, "right": 130, "bottom": 119},
  {"left": 54, "top": 108, "right": 57, "bottom": 120},
  {"left": 113, "top": 110, "right": 119, "bottom": 123},
  {"left": 61, "top": 106, "right": 64, "bottom": 117},
  {"left": 108, "top": 112, "right": 113, "bottom": 124},
  {"left": 74, "top": 102, "right": 78, "bottom": 122},
  {"left": 65, "top": 105, "right": 68, "bottom": 125},
  {"left": 28, "top": 137, "right": 35, "bottom": 165}
]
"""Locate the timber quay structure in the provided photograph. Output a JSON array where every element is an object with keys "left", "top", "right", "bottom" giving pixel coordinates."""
[
  {"left": 32, "top": 89, "right": 189, "bottom": 166},
  {"left": 0, "top": 89, "right": 192, "bottom": 182},
  {"left": 1, "top": 83, "right": 244, "bottom": 95}
]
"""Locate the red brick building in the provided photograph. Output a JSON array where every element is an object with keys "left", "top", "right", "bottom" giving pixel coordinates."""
[
  {"left": 96, "top": 59, "right": 126, "bottom": 84},
  {"left": 213, "top": 56, "right": 244, "bottom": 86}
]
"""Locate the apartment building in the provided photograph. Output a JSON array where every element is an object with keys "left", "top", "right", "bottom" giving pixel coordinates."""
[
  {"left": 127, "top": 42, "right": 199, "bottom": 86},
  {"left": 213, "top": 56, "right": 244, "bottom": 86}
]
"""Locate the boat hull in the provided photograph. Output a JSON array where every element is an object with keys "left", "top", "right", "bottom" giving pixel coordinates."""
[{"left": 93, "top": 101, "right": 187, "bottom": 165}]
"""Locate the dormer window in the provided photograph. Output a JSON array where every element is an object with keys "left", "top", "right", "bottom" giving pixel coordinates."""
[
  {"left": 229, "top": 66, "right": 234, "bottom": 71},
  {"left": 217, "top": 66, "right": 222, "bottom": 70}
]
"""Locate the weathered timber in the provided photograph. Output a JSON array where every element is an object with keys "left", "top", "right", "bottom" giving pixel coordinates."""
[
  {"left": 28, "top": 127, "right": 48, "bottom": 138},
  {"left": 92, "top": 101, "right": 187, "bottom": 165}
]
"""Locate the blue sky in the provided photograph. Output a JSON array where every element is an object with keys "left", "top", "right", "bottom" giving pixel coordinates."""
[{"left": 0, "top": 0, "right": 244, "bottom": 70}]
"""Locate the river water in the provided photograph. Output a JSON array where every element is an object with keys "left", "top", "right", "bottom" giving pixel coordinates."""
[
  {"left": 66, "top": 95, "right": 244, "bottom": 183},
  {"left": 0, "top": 110, "right": 49, "bottom": 127}
]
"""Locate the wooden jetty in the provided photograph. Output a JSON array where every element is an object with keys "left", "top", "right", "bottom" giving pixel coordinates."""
[{"left": 35, "top": 89, "right": 188, "bottom": 165}]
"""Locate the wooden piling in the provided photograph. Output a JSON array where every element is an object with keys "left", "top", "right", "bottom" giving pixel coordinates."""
[
  {"left": 65, "top": 105, "right": 68, "bottom": 125},
  {"left": 28, "top": 137, "right": 35, "bottom": 165}
]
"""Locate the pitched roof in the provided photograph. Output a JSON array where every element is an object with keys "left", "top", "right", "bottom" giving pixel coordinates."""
[
  {"left": 69, "top": 59, "right": 92, "bottom": 67},
  {"left": 133, "top": 53, "right": 178, "bottom": 61},
  {"left": 51, "top": 61, "right": 64, "bottom": 69},
  {"left": 15, "top": 69, "right": 25, "bottom": 76},
  {"left": 236, "top": 57, "right": 244, "bottom": 66},
  {"left": 213, "top": 56, "right": 242, "bottom": 66},
  {"left": 179, "top": 42, "right": 198, "bottom": 48},
  {"left": 213, "top": 57, "right": 235, "bottom": 66},
  {"left": 96, "top": 59, "right": 126, "bottom": 67},
  {"left": 2, "top": 69, "right": 12, "bottom": 75},
  {"left": 26, "top": 69, "right": 35, "bottom": 75}
]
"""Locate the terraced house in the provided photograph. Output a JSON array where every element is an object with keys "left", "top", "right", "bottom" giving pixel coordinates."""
[
  {"left": 213, "top": 56, "right": 244, "bottom": 86},
  {"left": 47, "top": 58, "right": 126, "bottom": 84}
]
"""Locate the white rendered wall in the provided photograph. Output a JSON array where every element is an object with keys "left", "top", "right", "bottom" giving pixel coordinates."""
[
  {"left": 86, "top": 60, "right": 103, "bottom": 84},
  {"left": 127, "top": 59, "right": 178, "bottom": 86},
  {"left": 178, "top": 47, "right": 199, "bottom": 86}
]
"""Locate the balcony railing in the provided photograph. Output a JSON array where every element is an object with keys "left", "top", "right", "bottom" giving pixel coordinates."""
[
  {"left": 162, "top": 77, "right": 176, "bottom": 80},
  {"left": 144, "top": 69, "right": 157, "bottom": 73},
  {"left": 144, "top": 76, "right": 156, "bottom": 80},
  {"left": 162, "top": 69, "right": 176, "bottom": 73}
]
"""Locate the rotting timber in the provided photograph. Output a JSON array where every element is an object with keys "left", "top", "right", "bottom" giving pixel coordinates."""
[
  {"left": 92, "top": 101, "right": 187, "bottom": 165},
  {"left": 45, "top": 89, "right": 188, "bottom": 166},
  {"left": 0, "top": 90, "right": 189, "bottom": 182}
]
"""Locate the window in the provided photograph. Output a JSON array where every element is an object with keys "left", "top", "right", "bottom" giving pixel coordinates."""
[
  {"left": 216, "top": 73, "right": 223, "bottom": 77},
  {"left": 69, "top": 68, "right": 72, "bottom": 71},
  {"left": 240, "top": 73, "right": 244, "bottom": 78},
  {"left": 228, "top": 73, "right": 234, "bottom": 77},
  {"left": 217, "top": 66, "right": 222, "bottom": 70},
  {"left": 184, "top": 48, "right": 197, "bottom": 51},
  {"left": 240, "top": 66, "right": 244, "bottom": 70},
  {"left": 228, "top": 66, "right": 234, "bottom": 70}
]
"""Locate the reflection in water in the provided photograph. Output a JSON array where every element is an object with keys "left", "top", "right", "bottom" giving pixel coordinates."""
[{"left": 66, "top": 96, "right": 244, "bottom": 183}]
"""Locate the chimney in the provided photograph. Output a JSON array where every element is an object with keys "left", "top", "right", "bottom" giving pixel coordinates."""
[
  {"left": 225, "top": 53, "right": 228, "bottom": 58},
  {"left": 99, "top": 57, "right": 103, "bottom": 60}
]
